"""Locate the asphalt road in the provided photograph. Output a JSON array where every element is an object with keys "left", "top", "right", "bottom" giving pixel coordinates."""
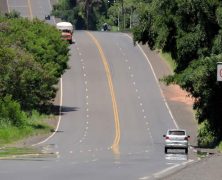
[
  {"left": 0, "top": 0, "right": 7, "bottom": 14},
  {"left": 0, "top": 1, "right": 196, "bottom": 180}
]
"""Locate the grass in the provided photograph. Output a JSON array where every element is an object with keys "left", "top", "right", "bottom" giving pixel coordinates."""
[
  {"left": 197, "top": 150, "right": 208, "bottom": 158},
  {"left": 0, "top": 118, "right": 53, "bottom": 157},
  {"left": 0, "top": 111, "right": 54, "bottom": 147},
  {"left": 0, "top": 126, "right": 32, "bottom": 145},
  {"left": 0, "top": 122, "right": 52, "bottom": 146},
  {"left": 159, "top": 50, "right": 177, "bottom": 72},
  {"left": 110, "top": 26, "right": 119, "bottom": 32},
  {"left": 217, "top": 141, "right": 222, "bottom": 153},
  {"left": 0, "top": 147, "right": 40, "bottom": 157}
]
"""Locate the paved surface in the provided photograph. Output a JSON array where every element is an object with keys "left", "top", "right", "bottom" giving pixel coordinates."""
[
  {"left": 0, "top": 1, "right": 194, "bottom": 176},
  {"left": 162, "top": 154, "right": 222, "bottom": 180},
  {"left": 1, "top": 0, "right": 221, "bottom": 179},
  {"left": 0, "top": 0, "right": 7, "bottom": 14},
  {"left": 139, "top": 43, "right": 222, "bottom": 180},
  {"left": 139, "top": 44, "right": 198, "bottom": 147},
  {"left": 0, "top": 29, "right": 192, "bottom": 180},
  {"left": 139, "top": 38, "right": 222, "bottom": 180}
]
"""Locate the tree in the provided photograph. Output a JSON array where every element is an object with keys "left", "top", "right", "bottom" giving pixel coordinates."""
[
  {"left": 133, "top": 0, "right": 222, "bottom": 146},
  {"left": 52, "top": 0, "right": 108, "bottom": 30},
  {"left": 0, "top": 16, "right": 69, "bottom": 111}
]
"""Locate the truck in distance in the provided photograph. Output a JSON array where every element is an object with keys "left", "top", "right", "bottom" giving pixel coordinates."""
[{"left": 56, "top": 22, "right": 73, "bottom": 44}]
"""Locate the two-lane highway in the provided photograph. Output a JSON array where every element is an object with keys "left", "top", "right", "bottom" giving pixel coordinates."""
[
  {"left": 7, "top": 0, "right": 54, "bottom": 24},
  {"left": 0, "top": 1, "right": 194, "bottom": 179}
]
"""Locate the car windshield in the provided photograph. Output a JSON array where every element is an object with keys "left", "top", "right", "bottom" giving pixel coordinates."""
[{"left": 169, "top": 130, "right": 185, "bottom": 135}]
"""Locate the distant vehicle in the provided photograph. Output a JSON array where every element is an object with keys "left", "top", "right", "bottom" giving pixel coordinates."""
[
  {"left": 102, "top": 23, "right": 110, "bottom": 31},
  {"left": 44, "top": 15, "right": 50, "bottom": 20},
  {"left": 56, "top": 22, "right": 73, "bottom": 44},
  {"left": 163, "top": 129, "right": 190, "bottom": 154}
]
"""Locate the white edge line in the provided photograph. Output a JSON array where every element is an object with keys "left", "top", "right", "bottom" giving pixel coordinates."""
[
  {"left": 153, "top": 159, "right": 194, "bottom": 178},
  {"left": 32, "top": 1, "right": 59, "bottom": 146},
  {"left": 153, "top": 164, "right": 180, "bottom": 178},
  {"left": 32, "top": 78, "right": 63, "bottom": 146},
  {"left": 124, "top": 34, "right": 179, "bottom": 129},
  {"left": 7, "top": 0, "right": 61, "bottom": 147},
  {"left": 139, "top": 176, "right": 150, "bottom": 180}
]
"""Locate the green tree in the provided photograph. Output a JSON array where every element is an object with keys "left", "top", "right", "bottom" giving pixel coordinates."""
[
  {"left": 133, "top": 0, "right": 222, "bottom": 146},
  {"left": 52, "top": 0, "right": 108, "bottom": 30},
  {"left": 0, "top": 16, "right": 69, "bottom": 111}
]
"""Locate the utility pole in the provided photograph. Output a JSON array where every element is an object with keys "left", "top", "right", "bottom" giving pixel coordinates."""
[
  {"left": 85, "top": 0, "right": 92, "bottom": 30},
  {"left": 121, "top": 0, "right": 124, "bottom": 30},
  {"left": 118, "top": 7, "right": 120, "bottom": 31}
]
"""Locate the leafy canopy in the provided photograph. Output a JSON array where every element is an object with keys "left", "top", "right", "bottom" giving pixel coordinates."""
[{"left": 133, "top": 0, "right": 222, "bottom": 146}]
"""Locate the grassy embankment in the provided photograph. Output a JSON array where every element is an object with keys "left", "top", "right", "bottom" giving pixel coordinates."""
[
  {"left": 159, "top": 51, "right": 177, "bottom": 71},
  {"left": 0, "top": 111, "right": 54, "bottom": 157},
  {"left": 0, "top": 113, "right": 53, "bottom": 145}
]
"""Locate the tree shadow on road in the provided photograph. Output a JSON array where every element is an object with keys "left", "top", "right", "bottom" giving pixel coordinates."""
[{"left": 49, "top": 105, "right": 80, "bottom": 115}]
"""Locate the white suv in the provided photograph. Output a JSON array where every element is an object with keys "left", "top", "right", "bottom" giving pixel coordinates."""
[{"left": 163, "top": 129, "right": 190, "bottom": 154}]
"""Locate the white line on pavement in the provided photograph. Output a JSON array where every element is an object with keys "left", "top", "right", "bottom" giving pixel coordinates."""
[
  {"left": 32, "top": 78, "right": 63, "bottom": 146},
  {"left": 124, "top": 34, "right": 179, "bottom": 129}
]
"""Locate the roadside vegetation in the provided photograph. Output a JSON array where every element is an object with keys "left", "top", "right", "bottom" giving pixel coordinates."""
[
  {"left": 132, "top": 0, "right": 222, "bottom": 149},
  {"left": 1, "top": 0, "right": 221, "bottom": 150},
  {"left": 52, "top": 0, "right": 222, "bottom": 149},
  {"left": 51, "top": 0, "right": 141, "bottom": 31},
  {"left": 0, "top": 13, "right": 69, "bottom": 146}
]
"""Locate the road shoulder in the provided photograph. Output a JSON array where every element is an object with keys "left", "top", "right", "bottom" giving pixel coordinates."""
[
  {"left": 137, "top": 41, "right": 222, "bottom": 180},
  {"left": 138, "top": 43, "right": 198, "bottom": 146}
]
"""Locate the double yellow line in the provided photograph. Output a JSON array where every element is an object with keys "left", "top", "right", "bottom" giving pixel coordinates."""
[{"left": 86, "top": 32, "right": 121, "bottom": 155}]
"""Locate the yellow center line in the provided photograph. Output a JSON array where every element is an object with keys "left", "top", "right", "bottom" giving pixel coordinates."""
[
  {"left": 86, "top": 31, "right": 121, "bottom": 155},
  {"left": 27, "top": 0, "right": 33, "bottom": 20}
]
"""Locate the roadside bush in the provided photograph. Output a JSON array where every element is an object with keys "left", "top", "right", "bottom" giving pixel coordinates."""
[
  {"left": 0, "top": 96, "right": 53, "bottom": 145},
  {"left": 0, "top": 96, "right": 27, "bottom": 127},
  {"left": 0, "top": 16, "right": 69, "bottom": 111},
  {"left": 0, "top": 14, "right": 67, "bottom": 144},
  {"left": 198, "top": 120, "right": 217, "bottom": 148},
  {"left": 218, "top": 141, "right": 222, "bottom": 152},
  {"left": 133, "top": 0, "right": 222, "bottom": 146}
]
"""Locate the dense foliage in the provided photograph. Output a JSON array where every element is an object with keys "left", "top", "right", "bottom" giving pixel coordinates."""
[
  {"left": 0, "top": 15, "right": 69, "bottom": 128},
  {"left": 132, "top": 0, "right": 222, "bottom": 147},
  {"left": 52, "top": 0, "right": 108, "bottom": 30},
  {"left": 52, "top": 0, "right": 146, "bottom": 31}
]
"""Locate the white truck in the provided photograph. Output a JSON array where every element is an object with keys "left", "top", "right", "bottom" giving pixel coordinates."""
[{"left": 56, "top": 22, "right": 73, "bottom": 44}]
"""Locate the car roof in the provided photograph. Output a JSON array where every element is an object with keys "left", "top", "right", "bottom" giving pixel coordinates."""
[
  {"left": 167, "top": 129, "right": 186, "bottom": 131},
  {"left": 167, "top": 129, "right": 187, "bottom": 134}
]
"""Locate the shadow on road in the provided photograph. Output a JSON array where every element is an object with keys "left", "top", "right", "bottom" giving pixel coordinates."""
[{"left": 50, "top": 105, "right": 80, "bottom": 115}]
